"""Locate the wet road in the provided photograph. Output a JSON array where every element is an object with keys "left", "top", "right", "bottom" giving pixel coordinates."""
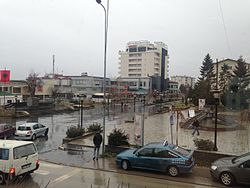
[
  {"left": 2, "top": 103, "right": 250, "bottom": 166},
  {"left": 4, "top": 161, "right": 223, "bottom": 188}
]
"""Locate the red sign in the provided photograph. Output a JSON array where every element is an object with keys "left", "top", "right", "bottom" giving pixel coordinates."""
[{"left": 0, "top": 70, "right": 10, "bottom": 83}]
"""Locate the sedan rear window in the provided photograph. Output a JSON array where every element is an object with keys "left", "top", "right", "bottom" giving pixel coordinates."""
[
  {"left": 13, "top": 144, "right": 36, "bottom": 159},
  {"left": 18, "top": 126, "right": 31, "bottom": 131},
  {"left": 173, "top": 146, "right": 190, "bottom": 157},
  {"left": 0, "top": 148, "right": 9, "bottom": 160}
]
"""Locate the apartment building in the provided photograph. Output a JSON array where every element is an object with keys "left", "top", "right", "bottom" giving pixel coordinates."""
[
  {"left": 118, "top": 41, "right": 169, "bottom": 92},
  {"left": 119, "top": 41, "right": 169, "bottom": 78},
  {"left": 171, "top": 75, "right": 195, "bottom": 88}
]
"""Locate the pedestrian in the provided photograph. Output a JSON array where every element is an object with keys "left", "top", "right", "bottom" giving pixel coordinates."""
[
  {"left": 93, "top": 131, "right": 103, "bottom": 160},
  {"left": 192, "top": 118, "right": 200, "bottom": 136}
]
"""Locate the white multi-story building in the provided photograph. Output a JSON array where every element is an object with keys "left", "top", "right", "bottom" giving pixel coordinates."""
[
  {"left": 171, "top": 75, "right": 195, "bottom": 88},
  {"left": 118, "top": 40, "right": 169, "bottom": 79}
]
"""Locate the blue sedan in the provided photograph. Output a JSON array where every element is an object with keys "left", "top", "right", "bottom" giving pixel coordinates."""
[{"left": 116, "top": 141, "right": 194, "bottom": 177}]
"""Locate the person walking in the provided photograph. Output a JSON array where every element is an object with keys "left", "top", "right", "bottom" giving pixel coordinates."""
[
  {"left": 93, "top": 131, "right": 103, "bottom": 160},
  {"left": 192, "top": 118, "right": 200, "bottom": 136}
]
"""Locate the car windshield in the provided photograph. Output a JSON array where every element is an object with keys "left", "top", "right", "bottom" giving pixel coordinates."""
[
  {"left": 173, "top": 146, "right": 190, "bottom": 157},
  {"left": 232, "top": 152, "right": 250, "bottom": 164},
  {"left": 18, "top": 126, "right": 31, "bottom": 131}
]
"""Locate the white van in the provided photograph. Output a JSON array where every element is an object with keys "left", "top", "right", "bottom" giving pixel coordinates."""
[{"left": 0, "top": 140, "right": 39, "bottom": 184}]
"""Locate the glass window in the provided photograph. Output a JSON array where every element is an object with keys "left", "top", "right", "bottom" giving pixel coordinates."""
[
  {"left": 33, "top": 124, "right": 39, "bottom": 129},
  {"left": 242, "top": 160, "right": 250, "bottom": 168},
  {"left": 129, "top": 47, "right": 137, "bottom": 52},
  {"left": 173, "top": 146, "right": 190, "bottom": 157},
  {"left": 138, "top": 47, "right": 146, "bottom": 52},
  {"left": 0, "top": 149, "right": 9, "bottom": 160},
  {"left": 18, "top": 126, "right": 31, "bottom": 131},
  {"left": 138, "top": 148, "right": 154, "bottom": 157},
  {"left": 13, "top": 144, "right": 36, "bottom": 159}
]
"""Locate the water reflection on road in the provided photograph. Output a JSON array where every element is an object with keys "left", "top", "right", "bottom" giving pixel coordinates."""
[{"left": 2, "top": 104, "right": 250, "bottom": 166}]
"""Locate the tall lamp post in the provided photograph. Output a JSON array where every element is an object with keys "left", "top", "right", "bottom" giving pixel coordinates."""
[
  {"left": 96, "top": 0, "right": 109, "bottom": 154},
  {"left": 213, "top": 91, "right": 219, "bottom": 151},
  {"left": 213, "top": 58, "right": 219, "bottom": 151}
]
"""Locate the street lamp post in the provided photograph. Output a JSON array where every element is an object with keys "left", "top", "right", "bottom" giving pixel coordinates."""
[
  {"left": 213, "top": 92, "right": 219, "bottom": 151},
  {"left": 213, "top": 58, "right": 219, "bottom": 151},
  {"left": 96, "top": 0, "right": 109, "bottom": 155},
  {"left": 133, "top": 94, "right": 136, "bottom": 113}
]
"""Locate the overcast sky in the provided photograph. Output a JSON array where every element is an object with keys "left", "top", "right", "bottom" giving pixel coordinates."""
[{"left": 0, "top": 0, "right": 250, "bottom": 80}]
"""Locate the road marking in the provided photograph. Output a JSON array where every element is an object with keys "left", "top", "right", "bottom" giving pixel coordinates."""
[
  {"left": 34, "top": 169, "right": 50, "bottom": 175},
  {"left": 40, "top": 162, "right": 63, "bottom": 168},
  {"left": 50, "top": 169, "right": 81, "bottom": 185}
]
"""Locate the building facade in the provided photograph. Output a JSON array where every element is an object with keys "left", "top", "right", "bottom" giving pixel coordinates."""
[
  {"left": 118, "top": 40, "right": 169, "bottom": 78},
  {"left": 171, "top": 75, "right": 195, "bottom": 88}
]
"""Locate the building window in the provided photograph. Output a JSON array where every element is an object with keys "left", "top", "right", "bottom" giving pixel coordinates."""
[
  {"left": 138, "top": 47, "right": 146, "bottom": 52},
  {"left": 129, "top": 47, "right": 137, "bottom": 52}
]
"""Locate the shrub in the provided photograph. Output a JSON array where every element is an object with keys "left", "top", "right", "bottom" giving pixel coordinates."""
[
  {"left": 193, "top": 138, "right": 214, "bottom": 151},
  {"left": 87, "top": 122, "right": 102, "bottom": 132},
  {"left": 66, "top": 126, "right": 85, "bottom": 138},
  {"left": 108, "top": 129, "right": 129, "bottom": 146}
]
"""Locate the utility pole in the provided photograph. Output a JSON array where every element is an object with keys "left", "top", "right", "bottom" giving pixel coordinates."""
[{"left": 52, "top": 55, "right": 55, "bottom": 77}]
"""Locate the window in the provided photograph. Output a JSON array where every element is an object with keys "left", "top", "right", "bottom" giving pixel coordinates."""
[
  {"left": 173, "top": 146, "right": 190, "bottom": 157},
  {"left": 138, "top": 47, "right": 146, "bottom": 52},
  {"left": 33, "top": 124, "right": 39, "bottom": 130},
  {"left": 0, "top": 149, "right": 9, "bottom": 160},
  {"left": 129, "top": 47, "right": 137, "bottom": 52},
  {"left": 154, "top": 148, "right": 178, "bottom": 158},
  {"left": 13, "top": 144, "right": 36, "bottom": 160},
  {"left": 138, "top": 148, "right": 154, "bottom": 157},
  {"left": 18, "top": 126, "right": 31, "bottom": 131},
  {"left": 242, "top": 160, "right": 250, "bottom": 168}
]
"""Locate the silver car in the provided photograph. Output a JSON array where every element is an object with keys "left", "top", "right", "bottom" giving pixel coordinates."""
[
  {"left": 15, "top": 123, "right": 49, "bottom": 141},
  {"left": 210, "top": 152, "right": 250, "bottom": 186}
]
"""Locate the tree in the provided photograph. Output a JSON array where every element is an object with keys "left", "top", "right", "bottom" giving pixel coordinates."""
[
  {"left": 231, "top": 56, "right": 249, "bottom": 92},
  {"left": 219, "top": 63, "right": 231, "bottom": 91},
  {"left": 200, "top": 53, "right": 213, "bottom": 80},
  {"left": 26, "top": 72, "right": 42, "bottom": 97},
  {"left": 191, "top": 54, "right": 215, "bottom": 105}
]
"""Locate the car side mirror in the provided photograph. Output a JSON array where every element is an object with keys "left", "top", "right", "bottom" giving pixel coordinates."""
[
  {"left": 136, "top": 152, "right": 141, "bottom": 157},
  {"left": 239, "top": 164, "right": 244, "bottom": 168}
]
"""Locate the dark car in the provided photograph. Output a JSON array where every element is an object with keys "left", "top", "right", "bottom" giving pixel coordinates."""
[
  {"left": 116, "top": 141, "right": 194, "bottom": 177},
  {"left": 210, "top": 152, "right": 250, "bottom": 186},
  {"left": 0, "top": 124, "right": 16, "bottom": 139}
]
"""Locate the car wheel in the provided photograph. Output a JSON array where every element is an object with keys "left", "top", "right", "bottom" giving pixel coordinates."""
[
  {"left": 0, "top": 173, "right": 6, "bottom": 185},
  {"left": 220, "top": 172, "right": 235, "bottom": 186},
  {"left": 31, "top": 134, "right": 36, "bottom": 141},
  {"left": 44, "top": 128, "right": 48, "bottom": 136},
  {"left": 121, "top": 160, "right": 130, "bottom": 170},
  {"left": 168, "top": 166, "right": 179, "bottom": 177}
]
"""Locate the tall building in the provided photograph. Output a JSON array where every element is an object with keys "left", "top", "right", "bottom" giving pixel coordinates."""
[
  {"left": 118, "top": 40, "right": 169, "bottom": 79},
  {"left": 171, "top": 75, "right": 195, "bottom": 88}
]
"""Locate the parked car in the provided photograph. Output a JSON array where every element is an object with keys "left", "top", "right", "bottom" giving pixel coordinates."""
[
  {"left": 116, "top": 141, "right": 194, "bottom": 177},
  {"left": 0, "top": 124, "right": 16, "bottom": 139},
  {"left": 15, "top": 123, "right": 49, "bottom": 141},
  {"left": 210, "top": 152, "right": 250, "bottom": 186},
  {"left": 0, "top": 140, "right": 39, "bottom": 184}
]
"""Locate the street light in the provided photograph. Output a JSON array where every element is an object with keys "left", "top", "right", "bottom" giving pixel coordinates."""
[
  {"left": 213, "top": 90, "right": 219, "bottom": 151},
  {"left": 96, "top": 0, "right": 109, "bottom": 155}
]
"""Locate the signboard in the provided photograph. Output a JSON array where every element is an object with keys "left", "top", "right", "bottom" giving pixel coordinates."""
[
  {"left": 198, "top": 99, "right": 205, "bottom": 110},
  {"left": 188, "top": 109, "right": 195, "bottom": 118}
]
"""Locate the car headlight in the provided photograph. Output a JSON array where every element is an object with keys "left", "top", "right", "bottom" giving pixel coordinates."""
[{"left": 211, "top": 165, "right": 217, "bottom": 170}]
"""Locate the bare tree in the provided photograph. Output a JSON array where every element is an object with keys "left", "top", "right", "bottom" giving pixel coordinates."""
[{"left": 26, "top": 72, "right": 42, "bottom": 97}]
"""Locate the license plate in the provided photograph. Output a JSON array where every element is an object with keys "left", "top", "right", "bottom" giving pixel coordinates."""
[{"left": 22, "top": 163, "right": 31, "bottom": 169}]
